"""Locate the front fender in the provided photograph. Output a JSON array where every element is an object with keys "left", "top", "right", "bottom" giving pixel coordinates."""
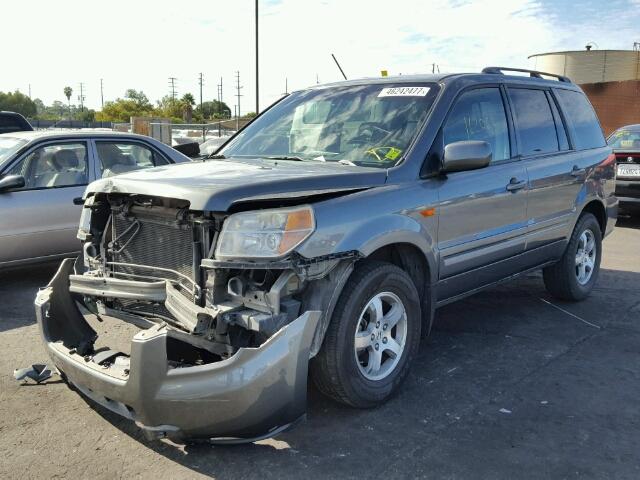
[{"left": 298, "top": 203, "right": 438, "bottom": 286}]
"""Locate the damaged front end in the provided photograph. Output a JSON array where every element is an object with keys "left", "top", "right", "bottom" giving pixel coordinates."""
[{"left": 35, "top": 192, "right": 355, "bottom": 442}]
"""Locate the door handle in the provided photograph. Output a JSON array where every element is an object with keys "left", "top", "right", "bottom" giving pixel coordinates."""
[
  {"left": 73, "top": 197, "right": 84, "bottom": 205},
  {"left": 506, "top": 178, "right": 527, "bottom": 192},
  {"left": 571, "top": 166, "right": 586, "bottom": 177}
]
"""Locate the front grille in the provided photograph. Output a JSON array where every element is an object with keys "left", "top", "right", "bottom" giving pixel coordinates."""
[{"left": 111, "top": 214, "right": 195, "bottom": 296}]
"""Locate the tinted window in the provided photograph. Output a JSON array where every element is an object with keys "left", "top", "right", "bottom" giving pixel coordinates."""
[
  {"left": 96, "top": 141, "right": 169, "bottom": 178},
  {"left": 509, "top": 88, "right": 558, "bottom": 156},
  {"left": 0, "top": 114, "right": 32, "bottom": 134},
  {"left": 6, "top": 142, "right": 88, "bottom": 189},
  {"left": 443, "top": 88, "right": 510, "bottom": 162},
  {"left": 554, "top": 89, "right": 606, "bottom": 150}
]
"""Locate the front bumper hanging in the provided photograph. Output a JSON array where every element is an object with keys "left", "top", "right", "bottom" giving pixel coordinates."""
[{"left": 35, "top": 259, "right": 320, "bottom": 442}]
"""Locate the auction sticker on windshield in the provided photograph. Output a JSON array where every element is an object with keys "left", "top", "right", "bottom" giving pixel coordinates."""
[{"left": 378, "top": 86, "right": 430, "bottom": 97}]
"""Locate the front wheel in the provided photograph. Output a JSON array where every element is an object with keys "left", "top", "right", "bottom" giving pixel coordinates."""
[
  {"left": 310, "top": 261, "right": 422, "bottom": 408},
  {"left": 543, "top": 213, "right": 602, "bottom": 301}
]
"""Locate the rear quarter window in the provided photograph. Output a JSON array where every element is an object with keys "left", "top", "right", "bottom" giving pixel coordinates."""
[{"left": 554, "top": 89, "right": 606, "bottom": 150}]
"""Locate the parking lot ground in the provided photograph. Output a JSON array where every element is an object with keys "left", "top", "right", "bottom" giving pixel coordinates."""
[{"left": 1, "top": 214, "right": 639, "bottom": 480}]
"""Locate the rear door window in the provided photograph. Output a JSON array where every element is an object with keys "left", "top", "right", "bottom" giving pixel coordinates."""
[
  {"left": 95, "top": 141, "right": 169, "bottom": 178},
  {"left": 508, "top": 88, "right": 558, "bottom": 156},
  {"left": 554, "top": 89, "right": 606, "bottom": 150}
]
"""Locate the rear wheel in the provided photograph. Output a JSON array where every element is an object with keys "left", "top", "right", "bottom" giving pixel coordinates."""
[
  {"left": 310, "top": 261, "right": 421, "bottom": 408},
  {"left": 543, "top": 213, "right": 602, "bottom": 301}
]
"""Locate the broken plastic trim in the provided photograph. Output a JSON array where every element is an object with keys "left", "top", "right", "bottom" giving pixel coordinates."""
[{"left": 201, "top": 250, "right": 362, "bottom": 271}]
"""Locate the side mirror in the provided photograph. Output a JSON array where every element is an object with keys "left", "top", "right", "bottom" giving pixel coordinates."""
[
  {"left": 0, "top": 175, "right": 25, "bottom": 193},
  {"left": 442, "top": 141, "right": 492, "bottom": 173}
]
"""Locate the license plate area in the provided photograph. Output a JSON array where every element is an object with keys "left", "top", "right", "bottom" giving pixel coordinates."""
[{"left": 617, "top": 164, "right": 640, "bottom": 177}]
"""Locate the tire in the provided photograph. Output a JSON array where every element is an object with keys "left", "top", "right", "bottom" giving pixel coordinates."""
[
  {"left": 543, "top": 213, "right": 602, "bottom": 301},
  {"left": 310, "top": 260, "right": 422, "bottom": 408}
]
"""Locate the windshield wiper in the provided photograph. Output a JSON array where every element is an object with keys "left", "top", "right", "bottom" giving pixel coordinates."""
[
  {"left": 208, "top": 153, "right": 226, "bottom": 159},
  {"left": 265, "top": 155, "right": 305, "bottom": 162}
]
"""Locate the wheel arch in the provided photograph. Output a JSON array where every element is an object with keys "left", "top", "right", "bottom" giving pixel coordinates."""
[
  {"left": 366, "top": 242, "right": 437, "bottom": 335},
  {"left": 581, "top": 199, "right": 607, "bottom": 235}
]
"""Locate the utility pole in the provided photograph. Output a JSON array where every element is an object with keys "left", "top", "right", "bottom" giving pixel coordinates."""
[
  {"left": 198, "top": 72, "right": 204, "bottom": 117},
  {"left": 78, "top": 83, "right": 85, "bottom": 112},
  {"left": 234, "top": 104, "right": 238, "bottom": 131},
  {"left": 255, "top": 0, "right": 259, "bottom": 114},
  {"left": 235, "top": 71, "right": 243, "bottom": 118},
  {"left": 168, "top": 77, "right": 177, "bottom": 101},
  {"left": 100, "top": 78, "right": 104, "bottom": 109},
  {"left": 282, "top": 77, "right": 288, "bottom": 96},
  {"left": 28, "top": 84, "right": 31, "bottom": 99}
]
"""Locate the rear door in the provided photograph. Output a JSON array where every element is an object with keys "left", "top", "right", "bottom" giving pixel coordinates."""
[
  {"left": 92, "top": 138, "right": 171, "bottom": 178},
  {"left": 435, "top": 86, "right": 529, "bottom": 301},
  {"left": 517, "top": 87, "right": 607, "bottom": 255},
  {"left": 0, "top": 140, "right": 92, "bottom": 265}
]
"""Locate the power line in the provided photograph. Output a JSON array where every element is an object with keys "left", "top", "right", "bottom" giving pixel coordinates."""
[{"left": 168, "top": 77, "right": 177, "bottom": 101}]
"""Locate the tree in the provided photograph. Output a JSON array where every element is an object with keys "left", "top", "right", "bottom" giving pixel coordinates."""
[
  {"left": 76, "top": 109, "right": 96, "bottom": 123},
  {"left": 95, "top": 89, "right": 154, "bottom": 122},
  {"left": 196, "top": 100, "right": 231, "bottom": 119},
  {"left": 124, "top": 89, "right": 152, "bottom": 110},
  {"left": 181, "top": 93, "right": 195, "bottom": 106},
  {"left": 244, "top": 112, "right": 257, "bottom": 119},
  {"left": 63, "top": 86, "right": 73, "bottom": 115},
  {"left": 154, "top": 95, "right": 185, "bottom": 123},
  {"left": 0, "top": 91, "right": 37, "bottom": 117}
]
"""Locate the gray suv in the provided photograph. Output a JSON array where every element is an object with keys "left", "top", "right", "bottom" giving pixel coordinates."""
[{"left": 35, "top": 67, "right": 617, "bottom": 443}]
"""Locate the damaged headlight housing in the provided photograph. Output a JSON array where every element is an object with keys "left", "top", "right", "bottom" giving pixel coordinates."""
[{"left": 216, "top": 206, "right": 315, "bottom": 259}]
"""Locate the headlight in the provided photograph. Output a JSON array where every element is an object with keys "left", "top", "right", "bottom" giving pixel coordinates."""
[{"left": 215, "top": 206, "right": 315, "bottom": 259}]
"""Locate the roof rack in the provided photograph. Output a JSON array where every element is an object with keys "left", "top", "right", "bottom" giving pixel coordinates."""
[{"left": 481, "top": 67, "right": 572, "bottom": 83}]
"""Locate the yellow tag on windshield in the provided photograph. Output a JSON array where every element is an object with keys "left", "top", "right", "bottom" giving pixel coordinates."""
[{"left": 384, "top": 147, "right": 402, "bottom": 160}]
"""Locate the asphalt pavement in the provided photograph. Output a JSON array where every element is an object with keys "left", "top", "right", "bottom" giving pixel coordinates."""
[{"left": 1, "top": 213, "right": 639, "bottom": 479}]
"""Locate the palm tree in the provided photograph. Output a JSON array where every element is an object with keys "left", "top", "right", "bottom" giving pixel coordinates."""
[{"left": 63, "top": 86, "right": 73, "bottom": 118}]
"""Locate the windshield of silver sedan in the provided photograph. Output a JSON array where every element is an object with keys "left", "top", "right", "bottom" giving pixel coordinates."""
[
  {"left": 220, "top": 83, "right": 438, "bottom": 168},
  {"left": 0, "top": 137, "right": 27, "bottom": 165}
]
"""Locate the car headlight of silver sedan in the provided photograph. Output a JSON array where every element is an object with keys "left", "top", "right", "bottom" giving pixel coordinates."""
[{"left": 215, "top": 206, "right": 315, "bottom": 259}]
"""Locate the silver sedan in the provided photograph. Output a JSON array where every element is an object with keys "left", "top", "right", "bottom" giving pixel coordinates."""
[{"left": 0, "top": 130, "right": 190, "bottom": 269}]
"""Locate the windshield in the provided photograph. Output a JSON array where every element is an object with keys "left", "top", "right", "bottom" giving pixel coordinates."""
[
  {"left": 0, "top": 137, "right": 27, "bottom": 167},
  {"left": 608, "top": 127, "right": 640, "bottom": 149},
  {"left": 220, "top": 83, "right": 438, "bottom": 168}
]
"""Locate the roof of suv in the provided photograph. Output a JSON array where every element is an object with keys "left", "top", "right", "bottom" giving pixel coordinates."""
[{"left": 308, "top": 70, "right": 579, "bottom": 91}]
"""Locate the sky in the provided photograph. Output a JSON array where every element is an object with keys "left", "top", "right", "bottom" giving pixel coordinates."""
[{"left": 2, "top": 0, "right": 639, "bottom": 113}]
